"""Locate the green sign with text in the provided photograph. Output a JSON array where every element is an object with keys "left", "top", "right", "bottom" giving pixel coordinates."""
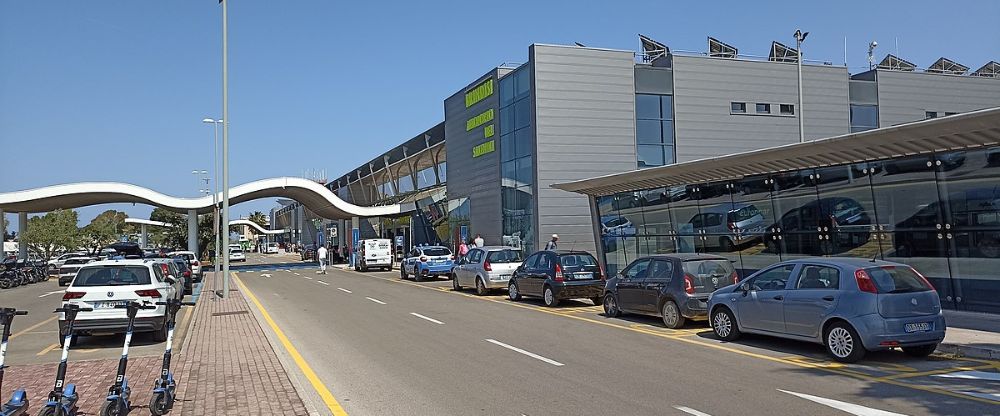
[
  {"left": 472, "top": 140, "right": 495, "bottom": 158},
  {"left": 465, "top": 79, "right": 494, "bottom": 108}
]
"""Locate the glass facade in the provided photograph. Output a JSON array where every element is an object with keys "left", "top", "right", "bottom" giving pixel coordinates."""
[
  {"left": 595, "top": 147, "right": 1000, "bottom": 313},
  {"left": 499, "top": 66, "right": 535, "bottom": 252},
  {"left": 635, "top": 94, "right": 675, "bottom": 168},
  {"left": 850, "top": 104, "right": 879, "bottom": 132}
]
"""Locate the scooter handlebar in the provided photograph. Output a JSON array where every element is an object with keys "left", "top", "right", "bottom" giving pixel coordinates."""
[
  {"left": 154, "top": 300, "right": 196, "bottom": 306},
  {"left": 14, "top": 311, "right": 27, "bottom": 315},
  {"left": 54, "top": 307, "right": 93, "bottom": 313},
  {"left": 114, "top": 303, "right": 156, "bottom": 310}
]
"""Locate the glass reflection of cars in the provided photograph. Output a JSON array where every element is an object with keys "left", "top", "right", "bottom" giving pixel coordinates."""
[
  {"left": 688, "top": 204, "right": 765, "bottom": 252},
  {"left": 894, "top": 188, "right": 1000, "bottom": 258},
  {"left": 763, "top": 197, "right": 871, "bottom": 255}
]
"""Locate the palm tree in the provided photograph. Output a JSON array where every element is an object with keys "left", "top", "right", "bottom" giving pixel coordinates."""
[{"left": 247, "top": 211, "right": 268, "bottom": 229}]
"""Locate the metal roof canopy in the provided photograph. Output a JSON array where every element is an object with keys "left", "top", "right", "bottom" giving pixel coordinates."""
[
  {"left": 973, "top": 61, "right": 1000, "bottom": 78},
  {"left": 768, "top": 41, "right": 798, "bottom": 63},
  {"left": 708, "top": 37, "right": 737, "bottom": 58},
  {"left": 878, "top": 54, "right": 916, "bottom": 71},
  {"left": 552, "top": 107, "right": 1000, "bottom": 196},
  {"left": 926, "top": 57, "right": 969, "bottom": 75}
]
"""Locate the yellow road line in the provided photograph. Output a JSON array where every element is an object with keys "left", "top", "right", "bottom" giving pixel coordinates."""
[
  {"left": 36, "top": 343, "right": 59, "bottom": 356},
  {"left": 349, "top": 269, "right": 1000, "bottom": 405},
  {"left": 12, "top": 316, "right": 57, "bottom": 339},
  {"left": 875, "top": 364, "right": 998, "bottom": 381},
  {"left": 234, "top": 273, "right": 348, "bottom": 416}
]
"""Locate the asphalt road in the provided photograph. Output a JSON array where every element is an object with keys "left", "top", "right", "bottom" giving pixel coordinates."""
[
  {"left": 236, "top": 253, "right": 1000, "bottom": 416},
  {"left": 0, "top": 272, "right": 198, "bottom": 365}
]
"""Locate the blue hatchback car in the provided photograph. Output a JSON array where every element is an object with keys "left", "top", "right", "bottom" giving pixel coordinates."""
[{"left": 707, "top": 257, "right": 945, "bottom": 363}]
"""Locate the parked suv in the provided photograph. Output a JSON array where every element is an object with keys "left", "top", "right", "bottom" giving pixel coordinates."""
[
  {"left": 168, "top": 251, "right": 201, "bottom": 282},
  {"left": 401, "top": 246, "right": 454, "bottom": 281},
  {"left": 603, "top": 254, "right": 738, "bottom": 328},
  {"left": 508, "top": 250, "right": 605, "bottom": 307},
  {"left": 452, "top": 246, "right": 522, "bottom": 295},
  {"left": 59, "top": 259, "right": 184, "bottom": 346}
]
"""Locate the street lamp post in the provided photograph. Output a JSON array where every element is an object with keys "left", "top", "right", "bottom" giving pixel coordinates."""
[
  {"left": 794, "top": 29, "right": 809, "bottom": 143},
  {"left": 202, "top": 118, "right": 222, "bottom": 292},
  {"left": 221, "top": 0, "right": 231, "bottom": 298}
]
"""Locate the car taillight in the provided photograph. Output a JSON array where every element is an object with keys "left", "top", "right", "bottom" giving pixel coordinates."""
[
  {"left": 599, "top": 263, "right": 606, "bottom": 280},
  {"left": 62, "top": 291, "right": 85, "bottom": 300},
  {"left": 684, "top": 274, "right": 695, "bottom": 294},
  {"left": 731, "top": 271, "right": 739, "bottom": 284},
  {"left": 483, "top": 259, "right": 492, "bottom": 272},
  {"left": 554, "top": 264, "right": 564, "bottom": 282},
  {"left": 135, "top": 289, "right": 162, "bottom": 298},
  {"left": 159, "top": 264, "right": 170, "bottom": 275},
  {"left": 183, "top": 271, "right": 191, "bottom": 277},
  {"left": 192, "top": 260, "right": 200, "bottom": 266},
  {"left": 854, "top": 269, "right": 878, "bottom": 294},
  {"left": 420, "top": 256, "right": 427, "bottom": 262}
]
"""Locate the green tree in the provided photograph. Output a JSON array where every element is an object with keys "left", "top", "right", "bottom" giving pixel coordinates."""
[
  {"left": 148, "top": 208, "right": 216, "bottom": 260},
  {"left": 21, "top": 209, "right": 81, "bottom": 260},
  {"left": 247, "top": 211, "right": 268, "bottom": 229},
  {"left": 81, "top": 210, "right": 128, "bottom": 254}
]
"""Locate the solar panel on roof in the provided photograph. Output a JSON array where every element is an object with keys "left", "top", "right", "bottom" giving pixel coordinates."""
[
  {"left": 877, "top": 54, "right": 916, "bottom": 71},
  {"left": 972, "top": 61, "right": 1000, "bottom": 78},
  {"left": 768, "top": 41, "right": 798, "bottom": 63},
  {"left": 639, "top": 34, "right": 668, "bottom": 62},
  {"left": 926, "top": 57, "right": 969, "bottom": 75},
  {"left": 708, "top": 37, "right": 737, "bottom": 58}
]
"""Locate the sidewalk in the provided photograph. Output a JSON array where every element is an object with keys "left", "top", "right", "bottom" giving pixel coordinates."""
[
  {"left": 172, "top": 272, "right": 312, "bottom": 415},
  {"left": 939, "top": 310, "right": 1000, "bottom": 359}
]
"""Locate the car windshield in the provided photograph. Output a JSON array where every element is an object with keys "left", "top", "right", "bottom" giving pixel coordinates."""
[
  {"left": 422, "top": 248, "right": 451, "bottom": 256},
  {"left": 64, "top": 258, "right": 92, "bottom": 265},
  {"left": 682, "top": 259, "right": 735, "bottom": 293},
  {"left": 865, "top": 266, "right": 933, "bottom": 293},
  {"left": 232, "top": 249, "right": 244, "bottom": 254},
  {"left": 72, "top": 266, "right": 152, "bottom": 286},
  {"left": 487, "top": 249, "right": 523, "bottom": 263}
]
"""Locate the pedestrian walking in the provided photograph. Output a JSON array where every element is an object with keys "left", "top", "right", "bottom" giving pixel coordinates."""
[
  {"left": 317, "top": 245, "right": 328, "bottom": 274},
  {"left": 474, "top": 234, "right": 485, "bottom": 248},
  {"left": 544, "top": 234, "right": 559, "bottom": 250},
  {"left": 458, "top": 240, "right": 469, "bottom": 257}
]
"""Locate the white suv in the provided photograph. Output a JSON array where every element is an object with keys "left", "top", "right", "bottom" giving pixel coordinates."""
[{"left": 59, "top": 259, "right": 184, "bottom": 346}]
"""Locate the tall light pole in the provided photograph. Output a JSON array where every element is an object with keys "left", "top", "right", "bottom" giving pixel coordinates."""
[
  {"left": 794, "top": 29, "right": 809, "bottom": 143},
  {"left": 202, "top": 118, "right": 222, "bottom": 290},
  {"left": 868, "top": 41, "right": 878, "bottom": 70},
  {"left": 221, "top": 0, "right": 231, "bottom": 298}
]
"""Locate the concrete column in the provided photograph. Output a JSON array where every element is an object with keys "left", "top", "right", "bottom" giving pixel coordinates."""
[
  {"left": 140, "top": 224, "right": 148, "bottom": 248},
  {"left": 18, "top": 212, "right": 27, "bottom": 260},
  {"left": 187, "top": 210, "right": 198, "bottom": 254},
  {"left": 0, "top": 209, "right": 6, "bottom": 243}
]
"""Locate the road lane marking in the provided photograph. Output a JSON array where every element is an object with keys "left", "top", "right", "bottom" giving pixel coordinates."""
[
  {"left": 674, "top": 406, "right": 713, "bottom": 416},
  {"left": 958, "top": 391, "right": 1000, "bottom": 401},
  {"left": 261, "top": 274, "right": 272, "bottom": 278},
  {"left": 934, "top": 370, "right": 1000, "bottom": 381},
  {"left": 39, "top": 290, "right": 65, "bottom": 298},
  {"left": 293, "top": 272, "right": 301, "bottom": 276},
  {"left": 365, "top": 297, "right": 386, "bottom": 305},
  {"left": 485, "top": 339, "right": 564, "bottom": 366},
  {"left": 36, "top": 343, "right": 59, "bottom": 356},
  {"left": 11, "top": 316, "right": 57, "bottom": 340},
  {"left": 337, "top": 288, "right": 352, "bottom": 293},
  {"left": 303, "top": 276, "right": 313, "bottom": 280},
  {"left": 778, "top": 389, "right": 906, "bottom": 416},
  {"left": 317, "top": 281, "right": 330, "bottom": 286},
  {"left": 409, "top": 312, "right": 444, "bottom": 325},
  {"left": 877, "top": 364, "right": 996, "bottom": 381},
  {"left": 234, "top": 274, "right": 349, "bottom": 416}
]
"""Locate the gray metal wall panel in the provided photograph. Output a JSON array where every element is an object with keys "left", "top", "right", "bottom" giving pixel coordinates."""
[
  {"left": 635, "top": 66, "right": 673, "bottom": 94},
  {"left": 849, "top": 80, "right": 879, "bottom": 105},
  {"left": 532, "top": 44, "right": 637, "bottom": 254},
  {"left": 671, "top": 55, "right": 850, "bottom": 163},
  {"left": 876, "top": 70, "right": 1000, "bottom": 127},
  {"left": 444, "top": 70, "right": 503, "bottom": 245}
]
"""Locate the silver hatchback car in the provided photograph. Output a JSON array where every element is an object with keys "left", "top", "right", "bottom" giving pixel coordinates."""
[
  {"left": 452, "top": 246, "right": 523, "bottom": 295},
  {"left": 707, "top": 257, "right": 945, "bottom": 363}
]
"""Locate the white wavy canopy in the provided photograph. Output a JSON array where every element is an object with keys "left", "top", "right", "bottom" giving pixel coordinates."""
[
  {"left": 0, "top": 177, "right": 411, "bottom": 219},
  {"left": 229, "top": 219, "right": 286, "bottom": 235}
]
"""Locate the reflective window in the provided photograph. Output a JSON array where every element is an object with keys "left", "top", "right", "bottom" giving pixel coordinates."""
[
  {"left": 635, "top": 93, "right": 675, "bottom": 168},
  {"left": 780, "top": 104, "right": 794, "bottom": 115},
  {"left": 636, "top": 120, "right": 662, "bottom": 145},
  {"left": 731, "top": 102, "right": 746, "bottom": 113},
  {"left": 500, "top": 65, "right": 534, "bottom": 253},
  {"left": 637, "top": 145, "right": 664, "bottom": 168},
  {"left": 750, "top": 265, "right": 794, "bottom": 291},
  {"left": 756, "top": 103, "right": 771, "bottom": 114},
  {"left": 635, "top": 95, "right": 660, "bottom": 119},
  {"left": 850, "top": 104, "right": 879, "bottom": 132}
]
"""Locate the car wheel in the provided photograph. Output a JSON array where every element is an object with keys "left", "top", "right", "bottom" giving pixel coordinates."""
[
  {"left": 902, "top": 344, "right": 937, "bottom": 358},
  {"left": 152, "top": 321, "right": 168, "bottom": 342},
  {"left": 475, "top": 277, "right": 488, "bottom": 296},
  {"left": 661, "top": 301, "right": 686, "bottom": 329},
  {"left": 542, "top": 286, "right": 559, "bottom": 307},
  {"left": 508, "top": 282, "right": 522, "bottom": 301},
  {"left": 825, "top": 322, "right": 866, "bottom": 363},
  {"left": 719, "top": 237, "right": 735, "bottom": 252},
  {"left": 711, "top": 307, "right": 740, "bottom": 341},
  {"left": 452, "top": 276, "right": 462, "bottom": 291},
  {"left": 603, "top": 294, "right": 621, "bottom": 317}
]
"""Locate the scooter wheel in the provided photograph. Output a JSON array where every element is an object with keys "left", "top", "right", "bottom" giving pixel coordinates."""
[
  {"left": 36, "top": 407, "right": 56, "bottom": 416},
  {"left": 149, "top": 393, "right": 168, "bottom": 415},
  {"left": 99, "top": 400, "right": 121, "bottom": 416}
]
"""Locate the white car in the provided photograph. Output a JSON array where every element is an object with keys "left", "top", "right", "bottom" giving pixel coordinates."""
[
  {"left": 48, "top": 252, "right": 88, "bottom": 269},
  {"left": 229, "top": 248, "right": 246, "bottom": 262},
  {"left": 168, "top": 250, "right": 202, "bottom": 280},
  {"left": 59, "top": 259, "right": 183, "bottom": 346},
  {"left": 265, "top": 243, "right": 280, "bottom": 254}
]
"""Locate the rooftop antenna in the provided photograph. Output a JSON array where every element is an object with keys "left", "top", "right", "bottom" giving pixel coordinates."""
[
  {"left": 844, "top": 37, "right": 848, "bottom": 67},
  {"left": 867, "top": 40, "right": 878, "bottom": 70}
]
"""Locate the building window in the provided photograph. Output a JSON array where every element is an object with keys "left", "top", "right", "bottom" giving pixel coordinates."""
[
  {"left": 780, "top": 104, "right": 795, "bottom": 115},
  {"left": 850, "top": 104, "right": 879, "bottom": 133},
  {"left": 731, "top": 102, "right": 747, "bottom": 114},
  {"left": 499, "top": 65, "right": 535, "bottom": 253},
  {"left": 756, "top": 103, "right": 771, "bottom": 114},
  {"left": 636, "top": 93, "right": 676, "bottom": 169},
  {"left": 925, "top": 111, "right": 938, "bottom": 119},
  {"left": 945, "top": 112, "right": 958, "bottom": 116}
]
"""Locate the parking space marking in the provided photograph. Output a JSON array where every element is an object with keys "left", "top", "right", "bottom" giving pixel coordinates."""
[
  {"left": 875, "top": 364, "right": 996, "bottom": 381},
  {"left": 39, "top": 290, "right": 64, "bottom": 298},
  {"left": 365, "top": 297, "right": 386, "bottom": 305},
  {"left": 778, "top": 389, "right": 907, "bottom": 416},
  {"left": 410, "top": 312, "right": 444, "bottom": 325},
  {"left": 11, "top": 316, "right": 57, "bottom": 340},
  {"left": 36, "top": 343, "right": 59, "bottom": 356},
  {"left": 934, "top": 370, "right": 1000, "bottom": 381},
  {"left": 486, "top": 339, "right": 564, "bottom": 366},
  {"left": 303, "top": 276, "right": 313, "bottom": 280},
  {"left": 674, "top": 406, "right": 714, "bottom": 416},
  {"left": 337, "top": 288, "right": 352, "bottom": 294},
  {"left": 317, "top": 281, "right": 330, "bottom": 286},
  {"left": 293, "top": 272, "right": 301, "bottom": 276}
]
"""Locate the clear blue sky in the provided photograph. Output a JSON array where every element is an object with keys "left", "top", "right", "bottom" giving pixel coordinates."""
[{"left": 2, "top": 0, "right": 998, "bottom": 230}]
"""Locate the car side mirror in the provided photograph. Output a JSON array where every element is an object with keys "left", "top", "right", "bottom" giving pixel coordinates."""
[{"left": 739, "top": 281, "right": 751, "bottom": 294}]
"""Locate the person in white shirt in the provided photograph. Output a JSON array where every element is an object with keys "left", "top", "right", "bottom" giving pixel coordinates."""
[
  {"left": 317, "top": 245, "right": 328, "bottom": 274},
  {"left": 473, "top": 234, "right": 485, "bottom": 248}
]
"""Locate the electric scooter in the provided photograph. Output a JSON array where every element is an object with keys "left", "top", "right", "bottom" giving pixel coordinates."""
[
  {"left": 148, "top": 299, "right": 194, "bottom": 415},
  {"left": 0, "top": 308, "right": 28, "bottom": 416},
  {"left": 99, "top": 301, "right": 153, "bottom": 416},
  {"left": 39, "top": 303, "right": 92, "bottom": 416}
]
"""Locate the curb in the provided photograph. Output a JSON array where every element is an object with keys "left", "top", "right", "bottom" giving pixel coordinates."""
[{"left": 937, "top": 343, "right": 1000, "bottom": 360}]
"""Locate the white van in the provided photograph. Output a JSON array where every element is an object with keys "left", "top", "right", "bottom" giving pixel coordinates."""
[{"left": 355, "top": 239, "right": 393, "bottom": 272}]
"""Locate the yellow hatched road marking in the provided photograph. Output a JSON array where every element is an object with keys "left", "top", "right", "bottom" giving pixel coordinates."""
[
  {"left": 12, "top": 316, "right": 57, "bottom": 339},
  {"left": 36, "top": 343, "right": 59, "bottom": 356}
]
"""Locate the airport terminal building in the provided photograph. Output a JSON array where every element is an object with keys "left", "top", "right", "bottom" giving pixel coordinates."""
[{"left": 273, "top": 36, "right": 1000, "bottom": 312}]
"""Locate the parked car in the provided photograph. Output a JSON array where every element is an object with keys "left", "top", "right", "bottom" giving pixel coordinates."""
[
  {"left": 603, "top": 254, "right": 738, "bottom": 328},
  {"left": 401, "top": 245, "right": 453, "bottom": 281},
  {"left": 57, "top": 257, "right": 97, "bottom": 286},
  {"left": 104, "top": 242, "right": 144, "bottom": 258},
  {"left": 265, "top": 243, "right": 280, "bottom": 254},
  {"left": 452, "top": 246, "right": 523, "bottom": 295},
  {"left": 707, "top": 257, "right": 945, "bottom": 363},
  {"left": 48, "top": 252, "right": 87, "bottom": 270},
  {"left": 893, "top": 187, "right": 1000, "bottom": 259},
  {"left": 229, "top": 248, "right": 246, "bottom": 262},
  {"left": 300, "top": 246, "right": 316, "bottom": 261},
  {"left": 688, "top": 203, "right": 765, "bottom": 252},
  {"left": 882, "top": 152, "right": 966, "bottom": 175},
  {"left": 508, "top": 250, "right": 605, "bottom": 307},
  {"left": 59, "top": 259, "right": 184, "bottom": 346},
  {"left": 356, "top": 239, "right": 393, "bottom": 272},
  {"left": 168, "top": 256, "right": 194, "bottom": 295},
  {"left": 168, "top": 251, "right": 202, "bottom": 282}
]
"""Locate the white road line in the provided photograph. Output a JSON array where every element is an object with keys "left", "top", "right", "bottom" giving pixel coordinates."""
[
  {"left": 303, "top": 276, "right": 313, "bottom": 280},
  {"left": 261, "top": 274, "right": 272, "bottom": 278},
  {"left": 933, "top": 370, "right": 1000, "bottom": 381},
  {"left": 410, "top": 312, "right": 444, "bottom": 325},
  {"left": 317, "top": 281, "right": 330, "bottom": 286},
  {"left": 957, "top": 391, "right": 1000, "bottom": 401},
  {"left": 337, "top": 288, "right": 352, "bottom": 293},
  {"left": 365, "top": 297, "right": 386, "bottom": 305},
  {"left": 293, "top": 272, "right": 301, "bottom": 276},
  {"left": 778, "top": 389, "right": 907, "bottom": 416},
  {"left": 485, "top": 339, "right": 564, "bottom": 367},
  {"left": 39, "top": 290, "right": 65, "bottom": 298},
  {"left": 674, "top": 406, "right": 713, "bottom": 416}
]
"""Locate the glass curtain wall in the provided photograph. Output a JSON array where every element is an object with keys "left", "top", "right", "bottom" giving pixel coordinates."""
[
  {"left": 499, "top": 66, "right": 535, "bottom": 252},
  {"left": 635, "top": 94, "right": 676, "bottom": 168},
  {"left": 594, "top": 147, "right": 1000, "bottom": 313}
]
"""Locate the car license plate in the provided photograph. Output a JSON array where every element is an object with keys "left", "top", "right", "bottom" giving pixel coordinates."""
[
  {"left": 905, "top": 322, "right": 931, "bottom": 333},
  {"left": 498, "top": 274, "right": 511, "bottom": 280},
  {"left": 95, "top": 301, "right": 128, "bottom": 310},
  {"left": 574, "top": 272, "right": 593, "bottom": 280}
]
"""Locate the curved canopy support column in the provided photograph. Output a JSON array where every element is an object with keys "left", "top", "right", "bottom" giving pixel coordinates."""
[
  {"left": 188, "top": 210, "right": 198, "bottom": 254},
  {"left": 18, "top": 212, "right": 27, "bottom": 260}
]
